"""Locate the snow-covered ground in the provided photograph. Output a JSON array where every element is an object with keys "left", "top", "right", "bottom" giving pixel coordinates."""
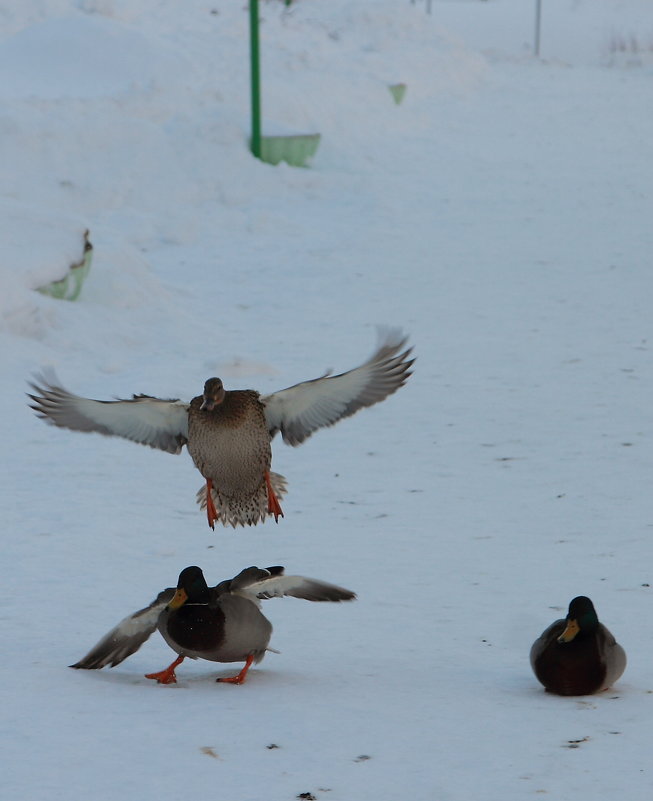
[{"left": 3, "top": 1, "right": 653, "bottom": 799}]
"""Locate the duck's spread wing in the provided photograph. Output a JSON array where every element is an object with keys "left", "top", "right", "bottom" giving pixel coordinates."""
[
  {"left": 262, "top": 328, "right": 414, "bottom": 446},
  {"left": 70, "top": 588, "right": 175, "bottom": 670},
  {"left": 233, "top": 567, "right": 356, "bottom": 603},
  {"left": 28, "top": 370, "right": 189, "bottom": 454}
]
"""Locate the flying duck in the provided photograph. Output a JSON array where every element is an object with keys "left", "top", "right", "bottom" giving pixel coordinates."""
[{"left": 29, "top": 328, "right": 413, "bottom": 528}]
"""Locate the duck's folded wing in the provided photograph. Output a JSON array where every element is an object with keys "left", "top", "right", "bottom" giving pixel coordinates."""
[
  {"left": 238, "top": 569, "right": 356, "bottom": 603},
  {"left": 70, "top": 588, "right": 175, "bottom": 670},
  {"left": 28, "top": 370, "right": 189, "bottom": 454},
  {"left": 262, "top": 328, "right": 414, "bottom": 446}
]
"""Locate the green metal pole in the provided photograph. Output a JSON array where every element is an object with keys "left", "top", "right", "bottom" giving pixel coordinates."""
[{"left": 249, "top": 0, "right": 262, "bottom": 159}]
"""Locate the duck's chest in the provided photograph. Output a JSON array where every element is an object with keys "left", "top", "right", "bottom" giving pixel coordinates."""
[
  {"left": 533, "top": 630, "right": 606, "bottom": 695},
  {"left": 552, "top": 638, "right": 606, "bottom": 695},
  {"left": 161, "top": 604, "right": 226, "bottom": 656},
  {"left": 160, "top": 597, "right": 272, "bottom": 663},
  {"left": 187, "top": 391, "right": 271, "bottom": 473}
]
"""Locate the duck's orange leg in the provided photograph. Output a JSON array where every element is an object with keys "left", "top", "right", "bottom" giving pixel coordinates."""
[
  {"left": 145, "top": 654, "right": 185, "bottom": 684},
  {"left": 265, "top": 471, "right": 284, "bottom": 522},
  {"left": 216, "top": 653, "right": 255, "bottom": 685},
  {"left": 205, "top": 478, "right": 219, "bottom": 529}
]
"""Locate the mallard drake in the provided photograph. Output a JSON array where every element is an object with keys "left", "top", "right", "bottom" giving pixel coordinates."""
[
  {"left": 530, "top": 596, "right": 626, "bottom": 695},
  {"left": 28, "top": 329, "right": 413, "bottom": 528},
  {"left": 71, "top": 565, "right": 356, "bottom": 684}
]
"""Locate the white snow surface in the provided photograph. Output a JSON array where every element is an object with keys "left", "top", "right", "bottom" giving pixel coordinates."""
[{"left": 3, "top": 0, "right": 653, "bottom": 799}]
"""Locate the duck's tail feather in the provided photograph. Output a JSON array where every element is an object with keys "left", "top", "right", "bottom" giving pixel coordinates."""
[{"left": 196, "top": 472, "right": 288, "bottom": 528}]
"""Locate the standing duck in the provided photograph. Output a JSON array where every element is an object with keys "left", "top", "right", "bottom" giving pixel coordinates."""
[
  {"left": 28, "top": 328, "right": 413, "bottom": 528},
  {"left": 530, "top": 596, "right": 626, "bottom": 695},
  {"left": 71, "top": 565, "right": 356, "bottom": 685}
]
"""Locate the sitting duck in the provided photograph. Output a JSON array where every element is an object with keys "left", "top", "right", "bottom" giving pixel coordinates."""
[{"left": 530, "top": 595, "right": 626, "bottom": 695}]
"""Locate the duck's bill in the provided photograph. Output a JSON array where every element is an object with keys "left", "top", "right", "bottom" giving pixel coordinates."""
[
  {"left": 168, "top": 588, "right": 188, "bottom": 610},
  {"left": 557, "top": 618, "right": 579, "bottom": 643}
]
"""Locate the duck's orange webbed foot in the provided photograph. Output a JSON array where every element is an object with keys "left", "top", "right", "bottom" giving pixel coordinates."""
[
  {"left": 145, "top": 655, "right": 185, "bottom": 684},
  {"left": 216, "top": 654, "right": 255, "bottom": 685},
  {"left": 265, "top": 471, "right": 284, "bottom": 522},
  {"left": 205, "top": 478, "right": 219, "bottom": 530}
]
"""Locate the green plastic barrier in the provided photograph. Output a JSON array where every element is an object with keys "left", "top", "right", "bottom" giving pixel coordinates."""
[{"left": 36, "top": 230, "right": 93, "bottom": 301}]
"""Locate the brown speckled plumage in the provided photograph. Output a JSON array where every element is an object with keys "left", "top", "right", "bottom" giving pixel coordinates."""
[
  {"left": 188, "top": 390, "right": 285, "bottom": 527},
  {"left": 28, "top": 328, "right": 413, "bottom": 528}
]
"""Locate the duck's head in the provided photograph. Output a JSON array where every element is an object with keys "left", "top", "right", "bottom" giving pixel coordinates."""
[
  {"left": 200, "top": 378, "right": 226, "bottom": 411},
  {"left": 557, "top": 596, "right": 599, "bottom": 643},
  {"left": 169, "top": 566, "right": 211, "bottom": 609}
]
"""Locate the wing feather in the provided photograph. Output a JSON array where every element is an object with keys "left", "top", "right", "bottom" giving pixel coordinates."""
[
  {"left": 234, "top": 569, "right": 356, "bottom": 603},
  {"left": 262, "top": 328, "right": 413, "bottom": 446},
  {"left": 28, "top": 370, "right": 189, "bottom": 454},
  {"left": 70, "top": 589, "right": 174, "bottom": 670}
]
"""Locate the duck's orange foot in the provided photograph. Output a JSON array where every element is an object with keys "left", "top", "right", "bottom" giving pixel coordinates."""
[
  {"left": 145, "top": 655, "right": 184, "bottom": 684},
  {"left": 145, "top": 669, "right": 177, "bottom": 684},
  {"left": 206, "top": 478, "right": 219, "bottom": 530},
  {"left": 216, "top": 654, "right": 255, "bottom": 685},
  {"left": 265, "top": 471, "right": 284, "bottom": 522}
]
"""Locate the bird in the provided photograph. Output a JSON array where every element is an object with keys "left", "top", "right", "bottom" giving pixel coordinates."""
[
  {"left": 28, "top": 328, "right": 413, "bottom": 528},
  {"left": 71, "top": 564, "right": 356, "bottom": 685},
  {"left": 529, "top": 596, "right": 626, "bottom": 696}
]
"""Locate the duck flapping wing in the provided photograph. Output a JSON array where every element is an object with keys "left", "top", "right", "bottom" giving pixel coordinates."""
[
  {"left": 228, "top": 566, "right": 356, "bottom": 603},
  {"left": 262, "top": 328, "right": 414, "bottom": 446},
  {"left": 28, "top": 369, "right": 189, "bottom": 454},
  {"left": 70, "top": 588, "right": 175, "bottom": 670}
]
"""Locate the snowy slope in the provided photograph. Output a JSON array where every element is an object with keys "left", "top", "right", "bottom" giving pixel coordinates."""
[{"left": 2, "top": 1, "right": 653, "bottom": 799}]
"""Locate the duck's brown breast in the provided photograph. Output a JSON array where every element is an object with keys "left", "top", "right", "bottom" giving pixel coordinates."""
[
  {"left": 531, "top": 623, "right": 607, "bottom": 695},
  {"left": 161, "top": 604, "right": 226, "bottom": 656},
  {"left": 187, "top": 390, "right": 271, "bottom": 493},
  {"left": 160, "top": 596, "right": 272, "bottom": 664}
]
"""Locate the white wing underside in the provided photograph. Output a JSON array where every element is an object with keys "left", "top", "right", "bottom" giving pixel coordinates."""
[
  {"left": 262, "top": 327, "right": 413, "bottom": 446},
  {"left": 71, "top": 590, "right": 175, "bottom": 669},
  {"left": 29, "top": 329, "right": 412, "bottom": 454},
  {"left": 239, "top": 574, "right": 356, "bottom": 603},
  {"left": 28, "top": 369, "right": 189, "bottom": 454}
]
